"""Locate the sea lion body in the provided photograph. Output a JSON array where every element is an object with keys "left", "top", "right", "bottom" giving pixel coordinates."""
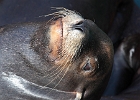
[
  {"left": 101, "top": 34, "right": 140, "bottom": 100},
  {"left": 0, "top": 9, "right": 114, "bottom": 100},
  {"left": 103, "top": 2, "right": 140, "bottom": 96}
]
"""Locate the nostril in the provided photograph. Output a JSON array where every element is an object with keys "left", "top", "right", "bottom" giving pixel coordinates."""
[
  {"left": 73, "top": 21, "right": 84, "bottom": 32},
  {"left": 75, "top": 21, "right": 84, "bottom": 26},
  {"left": 75, "top": 27, "right": 84, "bottom": 32}
]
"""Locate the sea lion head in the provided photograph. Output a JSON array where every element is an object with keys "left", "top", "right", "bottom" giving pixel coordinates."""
[{"left": 32, "top": 8, "right": 114, "bottom": 100}]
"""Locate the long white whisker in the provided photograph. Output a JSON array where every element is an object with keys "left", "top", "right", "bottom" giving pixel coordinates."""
[
  {"left": 40, "top": 54, "right": 73, "bottom": 89},
  {"left": 47, "top": 64, "right": 70, "bottom": 94}
]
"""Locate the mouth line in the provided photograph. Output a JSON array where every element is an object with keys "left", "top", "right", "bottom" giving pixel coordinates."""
[{"left": 60, "top": 18, "right": 63, "bottom": 38}]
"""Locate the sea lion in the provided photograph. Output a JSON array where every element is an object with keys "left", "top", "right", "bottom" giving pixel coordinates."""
[
  {"left": 101, "top": 34, "right": 140, "bottom": 100},
  {"left": 0, "top": 8, "right": 114, "bottom": 100},
  {"left": 103, "top": 1, "right": 140, "bottom": 96}
]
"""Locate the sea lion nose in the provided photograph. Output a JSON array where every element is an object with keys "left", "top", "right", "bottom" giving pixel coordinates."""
[{"left": 73, "top": 21, "right": 84, "bottom": 32}]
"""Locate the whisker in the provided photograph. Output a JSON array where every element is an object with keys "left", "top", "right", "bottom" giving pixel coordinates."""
[
  {"left": 39, "top": 11, "right": 63, "bottom": 18},
  {"left": 46, "top": 16, "right": 61, "bottom": 24},
  {"left": 47, "top": 64, "right": 70, "bottom": 94},
  {"left": 42, "top": 70, "right": 64, "bottom": 88},
  {"left": 51, "top": 7, "right": 66, "bottom": 10},
  {"left": 47, "top": 53, "right": 74, "bottom": 94},
  {"left": 47, "top": 66, "right": 64, "bottom": 78},
  {"left": 47, "top": 64, "right": 60, "bottom": 72},
  {"left": 42, "top": 53, "right": 71, "bottom": 79},
  {"left": 42, "top": 66, "right": 61, "bottom": 78},
  {"left": 40, "top": 54, "right": 73, "bottom": 89},
  {"left": 41, "top": 67, "right": 65, "bottom": 89}
]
